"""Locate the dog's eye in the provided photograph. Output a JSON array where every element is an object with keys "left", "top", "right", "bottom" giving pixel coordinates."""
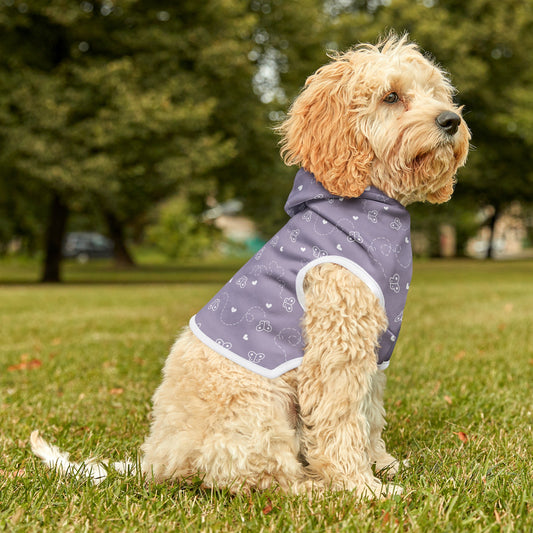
[{"left": 383, "top": 92, "right": 399, "bottom": 104}]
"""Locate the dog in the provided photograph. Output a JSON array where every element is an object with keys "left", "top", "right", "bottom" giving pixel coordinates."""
[{"left": 31, "top": 34, "right": 470, "bottom": 498}]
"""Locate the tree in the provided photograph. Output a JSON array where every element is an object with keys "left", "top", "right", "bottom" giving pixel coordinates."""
[
  {"left": 0, "top": 0, "right": 252, "bottom": 280},
  {"left": 198, "top": 0, "right": 328, "bottom": 237}
]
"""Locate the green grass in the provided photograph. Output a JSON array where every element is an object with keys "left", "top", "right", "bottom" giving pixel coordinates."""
[
  {"left": 0, "top": 253, "right": 247, "bottom": 284},
  {"left": 1, "top": 259, "right": 532, "bottom": 532}
]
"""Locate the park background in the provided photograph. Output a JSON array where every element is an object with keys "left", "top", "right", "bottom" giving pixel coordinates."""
[
  {"left": 1, "top": 0, "right": 533, "bottom": 280},
  {"left": 1, "top": 1, "right": 532, "bottom": 532}
]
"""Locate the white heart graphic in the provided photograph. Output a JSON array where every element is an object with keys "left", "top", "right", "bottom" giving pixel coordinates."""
[
  {"left": 322, "top": 220, "right": 328, "bottom": 224},
  {"left": 336, "top": 244, "right": 342, "bottom": 251},
  {"left": 243, "top": 334, "right": 249, "bottom": 340},
  {"left": 384, "top": 206, "right": 389, "bottom": 210},
  {"left": 252, "top": 280, "right": 258, "bottom": 285},
  {"left": 300, "top": 247, "right": 306, "bottom": 252},
  {"left": 353, "top": 216, "right": 359, "bottom": 221},
  {"left": 231, "top": 307, "right": 237, "bottom": 313},
  {"left": 280, "top": 246, "right": 284, "bottom": 252},
  {"left": 405, "top": 237, "right": 410, "bottom": 243},
  {"left": 265, "top": 303, "right": 272, "bottom": 309},
  {"left": 297, "top": 185, "right": 303, "bottom": 191}
]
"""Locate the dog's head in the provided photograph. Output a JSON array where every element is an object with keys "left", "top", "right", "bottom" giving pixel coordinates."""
[{"left": 278, "top": 34, "right": 470, "bottom": 205}]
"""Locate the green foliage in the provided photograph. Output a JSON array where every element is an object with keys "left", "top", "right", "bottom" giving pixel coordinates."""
[
  {"left": 2, "top": 0, "right": 533, "bottom": 265},
  {"left": 0, "top": 0, "right": 247, "bottom": 207},
  {"left": 0, "top": 0, "right": 259, "bottom": 266},
  {"left": 146, "top": 195, "right": 219, "bottom": 260},
  {"left": 207, "top": 0, "right": 327, "bottom": 237},
  {"left": 0, "top": 0, "right": 328, "bottom": 258},
  {"left": 0, "top": 259, "right": 532, "bottom": 530}
]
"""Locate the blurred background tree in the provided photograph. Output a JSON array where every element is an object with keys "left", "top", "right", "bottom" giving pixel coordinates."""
[
  {"left": 146, "top": 194, "right": 217, "bottom": 260},
  {"left": 1, "top": 0, "right": 532, "bottom": 280},
  {"left": 0, "top": 0, "right": 256, "bottom": 280}
]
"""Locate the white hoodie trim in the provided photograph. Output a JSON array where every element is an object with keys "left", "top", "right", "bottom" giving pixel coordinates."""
[{"left": 295, "top": 255, "right": 386, "bottom": 310}]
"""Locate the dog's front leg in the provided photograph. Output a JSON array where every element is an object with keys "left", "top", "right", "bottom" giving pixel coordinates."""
[
  {"left": 366, "top": 370, "right": 405, "bottom": 478},
  {"left": 297, "top": 263, "right": 401, "bottom": 497}
]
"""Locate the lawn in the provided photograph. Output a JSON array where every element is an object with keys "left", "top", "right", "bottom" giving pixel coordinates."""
[{"left": 1, "top": 259, "right": 532, "bottom": 532}]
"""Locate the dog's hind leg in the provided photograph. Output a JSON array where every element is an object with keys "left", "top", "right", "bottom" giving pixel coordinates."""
[
  {"left": 297, "top": 263, "right": 402, "bottom": 498},
  {"left": 141, "top": 329, "right": 310, "bottom": 493}
]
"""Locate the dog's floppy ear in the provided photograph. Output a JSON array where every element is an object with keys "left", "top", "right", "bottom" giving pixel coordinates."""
[{"left": 278, "top": 57, "right": 374, "bottom": 198}]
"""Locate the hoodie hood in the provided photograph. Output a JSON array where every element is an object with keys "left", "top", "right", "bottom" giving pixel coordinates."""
[
  {"left": 284, "top": 168, "right": 337, "bottom": 216},
  {"left": 284, "top": 168, "right": 405, "bottom": 218}
]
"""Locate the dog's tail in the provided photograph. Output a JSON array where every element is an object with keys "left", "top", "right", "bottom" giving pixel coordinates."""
[{"left": 30, "top": 430, "right": 136, "bottom": 484}]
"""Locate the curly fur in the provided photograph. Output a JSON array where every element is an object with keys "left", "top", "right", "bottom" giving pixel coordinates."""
[
  {"left": 278, "top": 34, "right": 469, "bottom": 204},
  {"left": 31, "top": 34, "right": 470, "bottom": 498}
]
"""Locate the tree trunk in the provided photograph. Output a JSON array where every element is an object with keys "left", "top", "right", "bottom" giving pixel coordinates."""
[
  {"left": 104, "top": 210, "right": 136, "bottom": 267},
  {"left": 486, "top": 205, "right": 500, "bottom": 259},
  {"left": 41, "top": 193, "right": 69, "bottom": 283}
]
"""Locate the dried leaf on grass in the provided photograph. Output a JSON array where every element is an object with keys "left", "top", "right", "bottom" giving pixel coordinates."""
[
  {"left": 454, "top": 350, "right": 466, "bottom": 361},
  {"left": 455, "top": 431, "right": 468, "bottom": 443},
  {"left": 262, "top": 499, "right": 274, "bottom": 515},
  {"left": 382, "top": 511, "right": 400, "bottom": 526},
  {"left": 7, "top": 356, "right": 42, "bottom": 372},
  {"left": 10, "top": 507, "right": 24, "bottom": 526}
]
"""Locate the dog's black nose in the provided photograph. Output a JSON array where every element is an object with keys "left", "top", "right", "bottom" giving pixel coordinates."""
[{"left": 436, "top": 111, "right": 461, "bottom": 136}]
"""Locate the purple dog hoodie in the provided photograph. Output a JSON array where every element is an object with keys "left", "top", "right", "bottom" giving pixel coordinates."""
[{"left": 190, "top": 169, "right": 412, "bottom": 378}]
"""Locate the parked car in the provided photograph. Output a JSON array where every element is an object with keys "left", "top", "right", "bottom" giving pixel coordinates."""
[{"left": 62, "top": 232, "right": 114, "bottom": 263}]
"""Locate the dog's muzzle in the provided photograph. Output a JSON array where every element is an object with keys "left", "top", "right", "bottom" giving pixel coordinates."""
[{"left": 435, "top": 111, "right": 462, "bottom": 136}]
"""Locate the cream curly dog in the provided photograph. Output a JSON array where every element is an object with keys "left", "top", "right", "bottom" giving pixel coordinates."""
[{"left": 32, "top": 35, "right": 470, "bottom": 498}]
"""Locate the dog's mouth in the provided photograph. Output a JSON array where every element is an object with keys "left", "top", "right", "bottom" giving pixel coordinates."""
[
  {"left": 411, "top": 145, "right": 458, "bottom": 174},
  {"left": 373, "top": 116, "right": 470, "bottom": 204},
  {"left": 411, "top": 152, "right": 429, "bottom": 170},
  {"left": 410, "top": 133, "right": 467, "bottom": 171},
  {"left": 390, "top": 121, "right": 465, "bottom": 171},
  {"left": 407, "top": 146, "right": 459, "bottom": 204}
]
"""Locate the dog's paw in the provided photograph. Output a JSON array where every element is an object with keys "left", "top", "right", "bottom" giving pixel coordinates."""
[
  {"left": 380, "top": 482, "right": 403, "bottom": 497},
  {"left": 357, "top": 479, "right": 404, "bottom": 499},
  {"left": 375, "top": 455, "right": 409, "bottom": 478}
]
